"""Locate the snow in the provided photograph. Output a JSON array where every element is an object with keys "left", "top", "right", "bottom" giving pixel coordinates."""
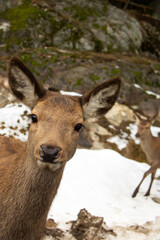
[
  {"left": 0, "top": 103, "right": 30, "bottom": 141},
  {"left": 0, "top": 22, "right": 10, "bottom": 31},
  {"left": 134, "top": 84, "right": 143, "bottom": 90},
  {"left": 145, "top": 90, "right": 160, "bottom": 99},
  {"left": 134, "top": 83, "right": 160, "bottom": 99},
  {"left": 107, "top": 135, "right": 128, "bottom": 150},
  {"left": 48, "top": 149, "right": 160, "bottom": 228},
  {"left": 60, "top": 90, "right": 82, "bottom": 97},
  {"left": 0, "top": 103, "right": 160, "bottom": 235}
]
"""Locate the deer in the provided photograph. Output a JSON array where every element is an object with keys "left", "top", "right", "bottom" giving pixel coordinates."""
[
  {"left": 0, "top": 56, "right": 121, "bottom": 240},
  {"left": 132, "top": 111, "right": 160, "bottom": 198}
]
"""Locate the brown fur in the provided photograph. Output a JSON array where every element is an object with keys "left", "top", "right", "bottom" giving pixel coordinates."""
[
  {"left": 0, "top": 57, "right": 121, "bottom": 239},
  {"left": 132, "top": 113, "right": 160, "bottom": 197}
]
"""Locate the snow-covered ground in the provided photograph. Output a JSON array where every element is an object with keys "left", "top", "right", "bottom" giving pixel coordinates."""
[
  {"left": 0, "top": 103, "right": 30, "bottom": 141},
  {"left": 48, "top": 149, "right": 160, "bottom": 228},
  {"left": 0, "top": 103, "right": 160, "bottom": 239}
]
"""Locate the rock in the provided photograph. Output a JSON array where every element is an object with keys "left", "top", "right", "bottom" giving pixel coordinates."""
[
  {"left": 104, "top": 102, "right": 134, "bottom": 126},
  {"left": 87, "top": 122, "right": 112, "bottom": 136},
  {"left": 54, "top": 0, "right": 142, "bottom": 53},
  {"left": 23, "top": 51, "right": 159, "bottom": 116},
  {"left": 152, "top": 197, "right": 160, "bottom": 204},
  {"left": 0, "top": 1, "right": 160, "bottom": 118},
  {"left": 141, "top": 20, "right": 160, "bottom": 58},
  {"left": 46, "top": 218, "right": 57, "bottom": 229},
  {"left": 0, "top": 0, "right": 22, "bottom": 13},
  {"left": 44, "top": 218, "right": 64, "bottom": 240},
  {"left": 0, "top": 75, "right": 16, "bottom": 107},
  {"left": 0, "top": 0, "right": 142, "bottom": 55},
  {"left": 70, "top": 209, "right": 116, "bottom": 240}
]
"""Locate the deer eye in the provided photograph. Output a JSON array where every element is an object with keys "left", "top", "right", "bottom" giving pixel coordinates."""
[
  {"left": 74, "top": 123, "right": 83, "bottom": 132},
  {"left": 29, "top": 114, "right": 38, "bottom": 123}
]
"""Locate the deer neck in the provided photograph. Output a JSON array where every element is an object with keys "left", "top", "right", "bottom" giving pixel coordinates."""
[
  {"left": 140, "top": 128, "right": 155, "bottom": 155},
  {"left": 0, "top": 146, "right": 65, "bottom": 240}
]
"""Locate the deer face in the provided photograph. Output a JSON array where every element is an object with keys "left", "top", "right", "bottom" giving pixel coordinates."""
[
  {"left": 28, "top": 92, "right": 83, "bottom": 171},
  {"left": 8, "top": 56, "right": 121, "bottom": 172},
  {"left": 136, "top": 120, "right": 151, "bottom": 138}
]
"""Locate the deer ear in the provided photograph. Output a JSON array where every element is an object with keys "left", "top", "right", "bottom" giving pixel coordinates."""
[
  {"left": 133, "top": 111, "right": 141, "bottom": 121},
  {"left": 149, "top": 111, "right": 159, "bottom": 123},
  {"left": 81, "top": 77, "right": 121, "bottom": 119},
  {"left": 8, "top": 56, "right": 45, "bottom": 108},
  {"left": 133, "top": 112, "right": 138, "bottom": 121}
]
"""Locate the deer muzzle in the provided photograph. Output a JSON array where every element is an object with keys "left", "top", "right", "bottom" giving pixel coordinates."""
[{"left": 40, "top": 145, "right": 62, "bottom": 163}]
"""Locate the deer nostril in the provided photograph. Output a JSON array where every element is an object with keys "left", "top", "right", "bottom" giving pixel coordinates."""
[{"left": 40, "top": 145, "right": 61, "bottom": 163}]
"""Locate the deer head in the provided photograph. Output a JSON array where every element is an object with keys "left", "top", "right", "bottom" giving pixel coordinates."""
[
  {"left": 134, "top": 111, "right": 158, "bottom": 138},
  {"left": 8, "top": 56, "right": 121, "bottom": 172}
]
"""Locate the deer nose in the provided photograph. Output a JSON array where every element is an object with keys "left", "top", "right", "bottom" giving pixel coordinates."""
[
  {"left": 135, "top": 133, "right": 140, "bottom": 138},
  {"left": 40, "top": 145, "right": 61, "bottom": 163}
]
